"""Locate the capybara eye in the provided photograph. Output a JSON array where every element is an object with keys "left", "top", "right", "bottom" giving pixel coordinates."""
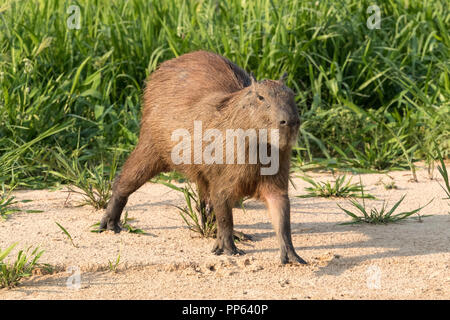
[{"left": 257, "top": 95, "right": 264, "bottom": 101}]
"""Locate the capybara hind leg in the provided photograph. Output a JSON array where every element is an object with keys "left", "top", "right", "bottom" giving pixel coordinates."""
[
  {"left": 99, "top": 146, "right": 167, "bottom": 233},
  {"left": 198, "top": 183, "right": 253, "bottom": 242},
  {"left": 196, "top": 178, "right": 213, "bottom": 221}
]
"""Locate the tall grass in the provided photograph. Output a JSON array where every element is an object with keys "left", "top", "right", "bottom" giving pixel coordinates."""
[{"left": 0, "top": 0, "right": 448, "bottom": 187}]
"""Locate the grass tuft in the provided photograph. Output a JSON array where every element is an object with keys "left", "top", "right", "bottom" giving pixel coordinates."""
[
  {"left": 338, "top": 194, "right": 432, "bottom": 225},
  {"left": 297, "top": 175, "right": 374, "bottom": 199},
  {"left": 47, "top": 147, "right": 119, "bottom": 210},
  {"left": 108, "top": 252, "right": 121, "bottom": 273},
  {"left": 160, "top": 181, "right": 217, "bottom": 238},
  {"left": 0, "top": 243, "right": 44, "bottom": 289}
]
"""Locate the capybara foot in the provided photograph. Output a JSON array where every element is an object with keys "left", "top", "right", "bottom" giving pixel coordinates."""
[
  {"left": 280, "top": 249, "right": 307, "bottom": 265},
  {"left": 233, "top": 230, "right": 253, "bottom": 242},
  {"left": 211, "top": 238, "right": 245, "bottom": 256},
  {"left": 99, "top": 216, "right": 122, "bottom": 233}
]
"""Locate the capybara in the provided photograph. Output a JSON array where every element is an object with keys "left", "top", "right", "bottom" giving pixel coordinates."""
[{"left": 100, "top": 50, "right": 306, "bottom": 264}]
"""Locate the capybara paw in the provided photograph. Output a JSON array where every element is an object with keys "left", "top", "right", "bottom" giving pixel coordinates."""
[
  {"left": 211, "top": 240, "right": 245, "bottom": 256},
  {"left": 99, "top": 217, "right": 122, "bottom": 233},
  {"left": 281, "top": 251, "right": 307, "bottom": 265},
  {"left": 228, "top": 247, "right": 245, "bottom": 256},
  {"left": 211, "top": 246, "right": 224, "bottom": 255}
]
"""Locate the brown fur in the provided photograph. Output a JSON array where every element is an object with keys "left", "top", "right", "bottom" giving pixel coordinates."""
[{"left": 100, "top": 51, "right": 306, "bottom": 264}]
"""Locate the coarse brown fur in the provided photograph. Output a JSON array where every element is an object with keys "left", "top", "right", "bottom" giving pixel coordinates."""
[{"left": 100, "top": 50, "right": 306, "bottom": 264}]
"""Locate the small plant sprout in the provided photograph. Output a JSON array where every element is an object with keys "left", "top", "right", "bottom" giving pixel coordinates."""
[
  {"left": 297, "top": 175, "right": 374, "bottom": 199},
  {"left": 375, "top": 175, "right": 398, "bottom": 190},
  {"left": 108, "top": 252, "right": 121, "bottom": 273},
  {"left": 0, "top": 243, "right": 44, "bottom": 288},
  {"left": 383, "top": 181, "right": 398, "bottom": 190},
  {"left": 121, "top": 211, "right": 146, "bottom": 234},
  {"left": 55, "top": 222, "right": 77, "bottom": 247}
]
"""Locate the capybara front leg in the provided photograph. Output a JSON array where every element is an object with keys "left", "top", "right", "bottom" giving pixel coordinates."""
[
  {"left": 264, "top": 193, "right": 307, "bottom": 265},
  {"left": 211, "top": 197, "right": 244, "bottom": 256}
]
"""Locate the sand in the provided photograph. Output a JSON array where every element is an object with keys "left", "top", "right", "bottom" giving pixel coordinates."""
[{"left": 0, "top": 167, "right": 449, "bottom": 300}]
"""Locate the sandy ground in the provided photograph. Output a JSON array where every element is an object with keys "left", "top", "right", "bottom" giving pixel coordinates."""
[{"left": 0, "top": 167, "right": 449, "bottom": 300}]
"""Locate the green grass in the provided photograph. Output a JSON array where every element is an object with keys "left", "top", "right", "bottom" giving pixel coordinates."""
[
  {"left": 297, "top": 175, "right": 374, "bottom": 199},
  {"left": 383, "top": 181, "right": 398, "bottom": 190},
  {"left": 0, "top": 0, "right": 448, "bottom": 187},
  {"left": 338, "top": 194, "right": 433, "bottom": 225},
  {"left": 337, "top": 175, "right": 433, "bottom": 224},
  {"left": 120, "top": 211, "right": 147, "bottom": 234},
  {"left": 0, "top": 184, "right": 42, "bottom": 220},
  {"left": 55, "top": 221, "right": 77, "bottom": 247},
  {"left": 46, "top": 146, "right": 119, "bottom": 210},
  {"left": 0, "top": 243, "right": 44, "bottom": 288},
  {"left": 436, "top": 149, "right": 450, "bottom": 213},
  {"left": 108, "top": 252, "right": 121, "bottom": 273},
  {"left": 437, "top": 152, "right": 450, "bottom": 199},
  {"left": 161, "top": 181, "right": 217, "bottom": 238}
]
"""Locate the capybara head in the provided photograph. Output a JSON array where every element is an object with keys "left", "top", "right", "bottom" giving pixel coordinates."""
[{"left": 234, "top": 75, "right": 300, "bottom": 150}]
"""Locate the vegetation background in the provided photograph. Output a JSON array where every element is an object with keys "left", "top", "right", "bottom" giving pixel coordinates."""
[{"left": 0, "top": 0, "right": 448, "bottom": 188}]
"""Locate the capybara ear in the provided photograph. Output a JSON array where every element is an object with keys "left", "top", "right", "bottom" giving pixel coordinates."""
[{"left": 279, "top": 72, "right": 288, "bottom": 84}]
